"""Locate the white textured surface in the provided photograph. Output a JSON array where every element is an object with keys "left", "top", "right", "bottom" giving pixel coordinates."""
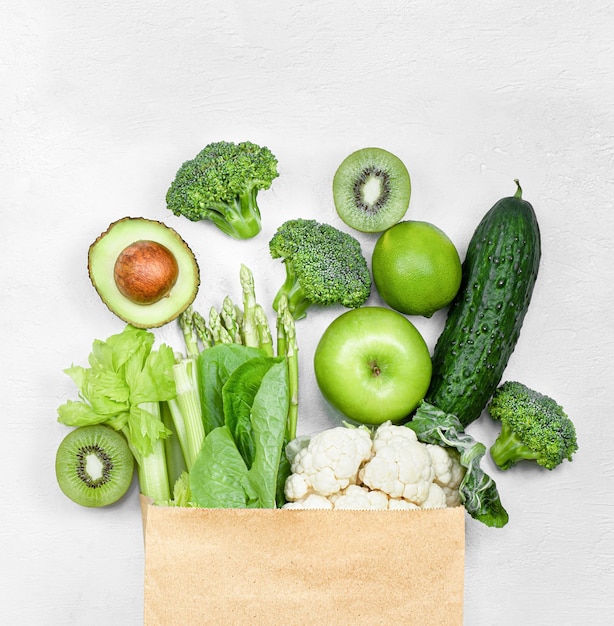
[{"left": 2, "top": 1, "right": 613, "bottom": 624}]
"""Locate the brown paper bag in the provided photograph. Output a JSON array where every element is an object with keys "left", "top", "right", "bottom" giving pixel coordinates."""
[{"left": 141, "top": 496, "right": 465, "bottom": 625}]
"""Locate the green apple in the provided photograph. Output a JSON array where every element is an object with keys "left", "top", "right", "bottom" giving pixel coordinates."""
[{"left": 313, "top": 307, "right": 432, "bottom": 425}]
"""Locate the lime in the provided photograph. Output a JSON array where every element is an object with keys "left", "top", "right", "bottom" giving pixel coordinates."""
[{"left": 372, "top": 220, "right": 462, "bottom": 317}]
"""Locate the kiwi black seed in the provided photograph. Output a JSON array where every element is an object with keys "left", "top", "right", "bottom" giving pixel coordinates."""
[
  {"left": 332, "top": 147, "right": 411, "bottom": 233},
  {"left": 55, "top": 424, "right": 134, "bottom": 507}
]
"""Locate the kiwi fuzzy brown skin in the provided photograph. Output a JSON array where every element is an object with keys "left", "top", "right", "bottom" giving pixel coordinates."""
[
  {"left": 55, "top": 425, "right": 135, "bottom": 508},
  {"left": 332, "top": 147, "right": 411, "bottom": 233},
  {"left": 88, "top": 217, "right": 200, "bottom": 328}
]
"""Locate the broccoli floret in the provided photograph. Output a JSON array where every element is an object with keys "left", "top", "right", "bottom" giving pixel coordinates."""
[
  {"left": 166, "top": 141, "right": 279, "bottom": 239},
  {"left": 269, "top": 219, "right": 371, "bottom": 320},
  {"left": 488, "top": 381, "right": 578, "bottom": 470}
]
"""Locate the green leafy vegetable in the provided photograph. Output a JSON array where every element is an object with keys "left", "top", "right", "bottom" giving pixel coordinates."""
[
  {"left": 190, "top": 426, "right": 251, "bottom": 508},
  {"left": 198, "top": 343, "right": 264, "bottom": 434},
  {"left": 189, "top": 355, "right": 289, "bottom": 508},
  {"left": 408, "top": 401, "right": 509, "bottom": 528}
]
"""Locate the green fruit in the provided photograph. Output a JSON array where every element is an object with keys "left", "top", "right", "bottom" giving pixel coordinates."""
[
  {"left": 314, "top": 307, "right": 432, "bottom": 425},
  {"left": 55, "top": 425, "right": 135, "bottom": 507},
  {"left": 88, "top": 217, "right": 200, "bottom": 328},
  {"left": 372, "top": 220, "right": 462, "bottom": 317},
  {"left": 332, "top": 147, "right": 411, "bottom": 232}
]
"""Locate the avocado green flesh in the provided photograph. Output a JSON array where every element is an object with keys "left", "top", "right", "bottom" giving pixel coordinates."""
[{"left": 88, "top": 217, "right": 200, "bottom": 328}]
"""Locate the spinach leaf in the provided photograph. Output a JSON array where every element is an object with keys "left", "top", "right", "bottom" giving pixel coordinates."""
[
  {"left": 198, "top": 344, "right": 264, "bottom": 434},
  {"left": 223, "top": 356, "right": 284, "bottom": 468},
  {"left": 189, "top": 425, "right": 250, "bottom": 508},
  {"left": 233, "top": 359, "right": 289, "bottom": 508},
  {"left": 189, "top": 356, "right": 290, "bottom": 509}
]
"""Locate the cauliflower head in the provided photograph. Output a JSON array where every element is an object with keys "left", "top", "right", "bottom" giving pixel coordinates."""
[{"left": 283, "top": 422, "right": 463, "bottom": 511}]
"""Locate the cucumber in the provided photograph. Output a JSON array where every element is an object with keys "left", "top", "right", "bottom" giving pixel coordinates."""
[{"left": 425, "top": 181, "right": 541, "bottom": 428}]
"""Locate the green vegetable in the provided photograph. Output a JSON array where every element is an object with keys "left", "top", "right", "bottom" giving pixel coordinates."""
[
  {"left": 57, "top": 325, "right": 176, "bottom": 503},
  {"left": 269, "top": 218, "right": 371, "bottom": 320},
  {"left": 167, "top": 265, "right": 297, "bottom": 508},
  {"left": 277, "top": 295, "right": 299, "bottom": 442},
  {"left": 273, "top": 294, "right": 298, "bottom": 506},
  {"left": 165, "top": 306, "right": 212, "bottom": 475},
  {"left": 488, "top": 381, "right": 578, "bottom": 470},
  {"left": 426, "top": 181, "right": 541, "bottom": 427},
  {"left": 165, "top": 140, "right": 279, "bottom": 239},
  {"left": 408, "top": 401, "right": 509, "bottom": 528},
  {"left": 223, "top": 356, "right": 284, "bottom": 466},
  {"left": 198, "top": 343, "right": 265, "bottom": 434},
  {"left": 239, "top": 262, "right": 261, "bottom": 347},
  {"left": 166, "top": 356, "right": 204, "bottom": 470},
  {"left": 190, "top": 426, "right": 252, "bottom": 508},
  {"left": 189, "top": 356, "right": 290, "bottom": 508},
  {"left": 160, "top": 402, "right": 187, "bottom": 488}
]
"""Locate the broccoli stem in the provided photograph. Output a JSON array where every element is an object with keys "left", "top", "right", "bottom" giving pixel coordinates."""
[
  {"left": 490, "top": 421, "right": 540, "bottom": 470},
  {"left": 128, "top": 401, "right": 171, "bottom": 504},
  {"left": 203, "top": 191, "right": 262, "bottom": 239},
  {"left": 273, "top": 262, "right": 312, "bottom": 320}
]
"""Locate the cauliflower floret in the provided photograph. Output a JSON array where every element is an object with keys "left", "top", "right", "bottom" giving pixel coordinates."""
[
  {"left": 330, "top": 485, "right": 389, "bottom": 510},
  {"left": 284, "top": 473, "right": 310, "bottom": 502},
  {"left": 426, "top": 444, "right": 465, "bottom": 507},
  {"left": 426, "top": 444, "right": 465, "bottom": 490},
  {"left": 441, "top": 485, "right": 462, "bottom": 508},
  {"left": 420, "top": 483, "right": 448, "bottom": 509},
  {"left": 285, "top": 426, "right": 373, "bottom": 500},
  {"left": 282, "top": 494, "right": 333, "bottom": 509},
  {"left": 359, "top": 422, "right": 435, "bottom": 505},
  {"left": 388, "top": 498, "right": 420, "bottom": 510}
]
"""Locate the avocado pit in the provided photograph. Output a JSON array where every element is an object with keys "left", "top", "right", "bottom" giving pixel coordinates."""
[{"left": 113, "top": 240, "right": 179, "bottom": 305}]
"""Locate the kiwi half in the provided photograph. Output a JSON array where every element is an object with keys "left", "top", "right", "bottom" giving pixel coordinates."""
[
  {"left": 55, "top": 425, "right": 134, "bottom": 507},
  {"left": 332, "top": 147, "right": 411, "bottom": 233}
]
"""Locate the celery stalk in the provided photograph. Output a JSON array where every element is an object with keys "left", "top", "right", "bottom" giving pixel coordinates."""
[
  {"left": 168, "top": 357, "right": 205, "bottom": 469},
  {"left": 128, "top": 401, "right": 171, "bottom": 504},
  {"left": 161, "top": 401, "right": 187, "bottom": 488}
]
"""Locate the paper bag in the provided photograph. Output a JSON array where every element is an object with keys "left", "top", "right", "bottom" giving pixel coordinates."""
[{"left": 141, "top": 497, "right": 465, "bottom": 625}]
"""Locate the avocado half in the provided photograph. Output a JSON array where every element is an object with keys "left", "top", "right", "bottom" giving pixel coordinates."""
[{"left": 88, "top": 217, "right": 200, "bottom": 328}]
